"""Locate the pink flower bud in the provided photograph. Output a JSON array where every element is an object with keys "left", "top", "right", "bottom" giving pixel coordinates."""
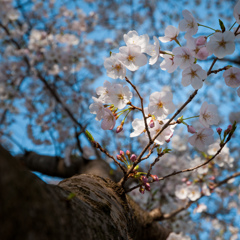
[
  {"left": 187, "top": 125, "right": 196, "bottom": 134},
  {"left": 181, "top": 178, "right": 187, "bottom": 182},
  {"left": 209, "top": 176, "right": 215, "bottom": 180},
  {"left": 196, "top": 36, "right": 207, "bottom": 46},
  {"left": 149, "top": 120, "right": 155, "bottom": 128},
  {"left": 165, "top": 138, "right": 170, "bottom": 143},
  {"left": 151, "top": 175, "right": 159, "bottom": 181},
  {"left": 227, "top": 125, "right": 232, "bottom": 131},
  {"left": 126, "top": 150, "right": 131, "bottom": 156},
  {"left": 120, "top": 150, "right": 124, "bottom": 156},
  {"left": 196, "top": 47, "right": 209, "bottom": 60},
  {"left": 116, "top": 125, "right": 123, "bottom": 133},
  {"left": 140, "top": 176, "right": 148, "bottom": 184},
  {"left": 139, "top": 186, "right": 145, "bottom": 194},
  {"left": 145, "top": 183, "right": 151, "bottom": 191},
  {"left": 186, "top": 181, "right": 192, "bottom": 186},
  {"left": 130, "top": 154, "right": 137, "bottom": 162},
  {"left": 216, "top": 127, "right": 222, "bottom": 135},
  {"left": 117, "top": 155, "right": 122, "bottom": 161}
]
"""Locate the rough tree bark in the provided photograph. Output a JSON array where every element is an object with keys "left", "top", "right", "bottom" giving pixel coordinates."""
[{"left": 0, "top": 145, "right": 170, "bottom": 240}]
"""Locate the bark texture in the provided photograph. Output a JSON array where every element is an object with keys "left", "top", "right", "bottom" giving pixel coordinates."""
[{"left": 0, "top": 145, "right": 170, "bottom": 240}]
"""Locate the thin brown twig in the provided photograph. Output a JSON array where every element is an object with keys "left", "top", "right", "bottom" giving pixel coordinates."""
[
  {"left": 127, "top": 102, "right": 143, "bottom": 111},
  {"left": 125, "top": 76, "right": 153, "bottom": 143},
  {"left": 209, "top": 66, "right": 228, "bottom": 75},
  {"left": 92, "top": 141, "right": 127, "bottom": 174},
  {"left": 146, "top": 152, "right": 164, "bottom": 178},
  {"left": 141, "top": 144, "right": 157, "bottom": 161}
]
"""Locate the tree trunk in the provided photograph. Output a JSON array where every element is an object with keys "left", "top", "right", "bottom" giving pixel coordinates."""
[{"left": 0, "top": 145, "right": 170, "bottom": 240}]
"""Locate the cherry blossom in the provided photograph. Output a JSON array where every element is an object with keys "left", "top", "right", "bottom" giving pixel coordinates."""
[
  {"left": 188, "top": 128, "right": 214, "bottom": 151},
  {"left": 145, "top": 36, "right": 160, "bottom": 65},
  {"left": 172, "top": 47, "right": 195, "bottom": 69},
  {"left": 187, "top": 185, "right": 201, "bottom": 201},
  {"left": 181, "top": 64, "right": 207, "bottom": 89},
  {"left": 199, "top": 102, "right": 220, "bottom": 128},
  {"left": 96, "top": 80, "right": 113, "bottom": 103},
  {"left": 118, "top": 45, "right": 148, "bottom": 71},
  {"left": 208, "top": 141, "right": 234, "bottom": 167},
  {"left": 175, "top": 184, "right": 188, "bottom": 200},
  {"left": 179, "top": 9, "right": 198, "bottom": 37},
  {"left": 101, "top": 108, "right": 116, "bottom": 130},
  {"left": 206, "top": 31, "right": 235, "bottom": 59},
  {"left": 108, "top": 84, "right": 132, "bottom": 109},
  {"left": 202, "top": 183, "right": 211, "bottom": 196},
  {"left": 160, "top": 51, "right": 179, "bottom": 73},
  {"left": 123, "top": 30, "right": 149, "bottom": 53},
  {"left": 194, "top": 203, "right": 207, "bottom": 213},
  {"left": 159, "top": 25, "right": 179, "bottom": 42},
  {"left": 148, "top": 90, "right": 175, "bottom": 119},
  {"left": 148, "top": 119, "right": 175, "bottom": 145},
  {"left": 234, "top": 0, "right": 240, "bottom": 24},
  {"left": 223, "top": 67, "right": 240, "bottom": 88},
  {"left": 104, "top": 53, "right": 126, "bottom": 79},
  {"left": 89, "top": 97, "right": 105, "bottom": 121},
  {"left": 186, "top": 35, "right": 209, "bottom": 60}
]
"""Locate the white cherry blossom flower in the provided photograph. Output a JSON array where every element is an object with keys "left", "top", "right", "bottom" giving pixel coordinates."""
[
  {"left": 160, "top": 51, "right": 179, "bottom": 73},
  {"left": 179, "top": 9, "right": 198, "bottom": 37},
  {"left": 104, "top": 53, "right": 126, "bottom": 79},
  {"left": 159, "top": 25, "right": 179, "bottom": 42},
  {"left": 202, "top": 183, "right": 211, "bottom": 196},
  {"left": 181, "top": 64, "right": 207, "bottom": 90},
  {"left": 101, "top": 108, "right": 116, "bottom": 130},
  {"left": 123, "top": 30, "right": 149, "bottom": 52},
  {"left": 234, "top": 0, "right": 240, "bottom": 24},
  {"left": 188, "top": 128, "right": 214, "bottom": 151},
  {"left": 55, "top": 34, "right": 79, "bottom": 45},
  {"left": 145, "top": 36, "right": 160, "bottom": 65},
  {"left": 208, "top": 141, "right": 234, "bottom": 167},
  {"left": 194, "top": 203, "right": 207, "bottom": 213},
  {"left": 206, "top": 31, "right": 235, "bottom": 59},
  {"left": 148, "top": 90, "right": 175, "bottom": 119},
  {"left": 199, "top": 102, "right": 220, "bottom": 128},
  {"left": 223, "top": 67, "right": 240, "bottom": 88},
  {"left": 186, "top": 35, "right": 209, "bottom": 60},
  {"left": 172, "top": 47, "right": 195, "bottom": 69},
  {"left": 148, "top": 119, "right": 175, "bottom": 145},
  {"left": 89, "top": 97, "right": 105, "bottom": 121},
  {"left": 175, "top": 184, "right": 188, "bottom": 200},
  {"left": 109, "top": 84, "right": 132, "bottom": 109},
  {"left": 187, "top": 185, "right": 201, "bottom": 201},
  {"left": 118, "top": 45, "right": 148, "bottom": 71},
  {"left": 96, "top": 80, "right": 113, "bottom": 103},
  {"left": 130, "top": 118, "right": 145, "bottom": 137}
]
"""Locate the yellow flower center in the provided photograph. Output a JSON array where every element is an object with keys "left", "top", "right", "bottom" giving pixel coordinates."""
[{"left": 127, "top": 55, "right": 135, "bottom": 62}]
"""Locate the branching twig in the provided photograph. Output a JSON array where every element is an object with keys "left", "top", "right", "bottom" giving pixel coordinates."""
[
  {"left": 119, "top": 57, "right": 218, "bottom": 187},
  {"left": 125, "top": 76, "right": 153, "bottom": 143},
  {"left": 92, "top": 141, "right": 127, "bottom": 174}
]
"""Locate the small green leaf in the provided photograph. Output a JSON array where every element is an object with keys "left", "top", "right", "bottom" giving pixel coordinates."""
[
  {"left": 85, "top": 130, "right": 94, "bottom": 142},
  {"left": 219, "top": 19, "right": 225, "bottom": 32},
  {"left": 163, "top": 148, "right": 171, "bottom": 154}
]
